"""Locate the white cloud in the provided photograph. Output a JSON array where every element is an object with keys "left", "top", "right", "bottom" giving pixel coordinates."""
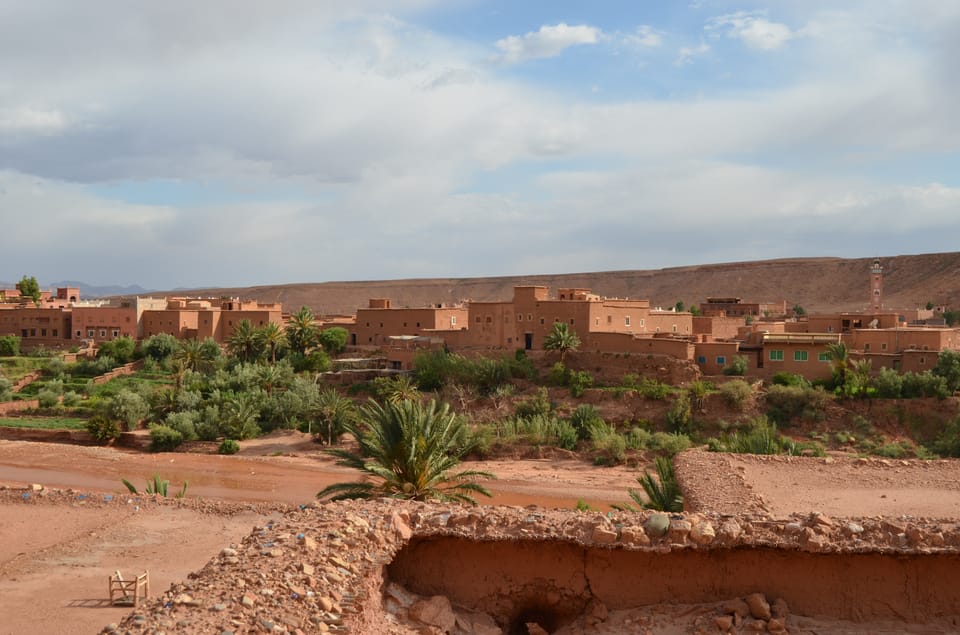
[
  {"left": 707, "top": 11, "right": 794, "bottom": 50},
  {"left": 495, "top": 23, "right": 601, "bottom": 64},
  {"left": 676, "top": 41, "right": 710, "bottom": 65},
  {"left": 624, "top": 25, "right": 663, "bottom": 48}
]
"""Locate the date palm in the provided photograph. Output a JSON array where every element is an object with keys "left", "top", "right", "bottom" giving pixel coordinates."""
[
  {"left": 287, "top": 306, "right": 319, "bottom": 356},
  {"left": 227, "top": 320, "right": 260, "bottom": 363},
  {"left": 318, "top": 399, "right": 495, "bottom": 504},
  {"left": 257, "top": 322, "right": 286, "bottom": 363},
  {"left": 544, "top": 321, "right": 581, "bottom": 363},
  {"left": 826, "top": 342, "right": 850, "bottom": 393}
]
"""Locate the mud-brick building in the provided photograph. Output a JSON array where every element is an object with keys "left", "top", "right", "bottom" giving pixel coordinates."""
[{"left": 350, "top": 299, "right": 467, "bottom": 347}]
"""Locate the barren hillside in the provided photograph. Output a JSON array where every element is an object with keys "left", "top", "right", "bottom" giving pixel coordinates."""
[{"left": 153, "top": 252, "right": 960, "bottom": 316}]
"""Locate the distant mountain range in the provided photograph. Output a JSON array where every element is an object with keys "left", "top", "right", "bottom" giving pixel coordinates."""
[{"left": 0, "top": 280, "right": 152, "bottom": 299}]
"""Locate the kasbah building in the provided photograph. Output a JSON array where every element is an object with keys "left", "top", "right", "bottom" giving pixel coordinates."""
[{"left": 1, "top": 259, "right": 957, "bottom": 383}]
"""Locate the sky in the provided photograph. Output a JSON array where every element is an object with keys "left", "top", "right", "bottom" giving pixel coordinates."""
[{"left": 1, "top": 1, "right": 959, "bottom": 289}]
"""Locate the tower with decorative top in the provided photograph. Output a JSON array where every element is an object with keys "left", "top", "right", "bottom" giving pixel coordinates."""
[{"left": 870, "top": 258, "right": 883, "bottom": 310}]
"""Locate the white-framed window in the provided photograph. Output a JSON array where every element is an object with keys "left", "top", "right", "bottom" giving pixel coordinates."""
[
  {"left": 76, "top": 330, "right": 82, "bottom": 338},
  {"left": 625, "top": 316, "right": 631, "bottom": 326},
  {"left": 697, "top": 355, "right": 706, "bottom": 364},
  {"left": 99, "top": 329, "right": 106, "bottom": 337},
  {"left": 716, "top": 356, "right": 726, "bottom": 366},
  {"left": 450, "top": 316, "right": 456, "bottom": 326},
  {"left": 87, "top": 329, "right": 95, "bottom": 338},
  {"left": 517, "top": 313, "right": 523, "bottom": 322},
  {"left": 640, "top": 319, "right": 645, "bottom": 327},
  {"left": 818, "top": 352, "right": 830, "bottom": 362},
  {"left": 769, "top": 350, "right": 784, "bottom": 361},
  {"left": 112, "top": 329, "right": 119, "bottom": 338},
  {"left": 794, "top": 350, "right": 808, "bottom": 362}
]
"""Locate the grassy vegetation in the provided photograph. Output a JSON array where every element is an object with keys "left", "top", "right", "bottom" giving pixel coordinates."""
[
  {"left": 0, "top": 417, "right": 87, "bottom": 430},
  {"left": 0, "top": 357, "right": 46, "bottom": 383}
]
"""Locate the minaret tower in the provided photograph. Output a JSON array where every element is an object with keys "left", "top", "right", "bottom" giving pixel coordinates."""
[{"left": 870, "top": 258, "right": 883, "bottom": 310}]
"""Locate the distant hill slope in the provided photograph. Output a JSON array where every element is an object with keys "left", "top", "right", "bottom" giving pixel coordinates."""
[{"left": 145, "top": 252, "right": 960, "bottom": 316}]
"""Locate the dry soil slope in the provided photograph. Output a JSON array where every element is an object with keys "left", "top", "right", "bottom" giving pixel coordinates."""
[{"left": 158, "top": 252, "right": 960, "bottom": 316}]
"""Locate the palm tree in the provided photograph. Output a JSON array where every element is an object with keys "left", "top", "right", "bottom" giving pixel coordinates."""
[
  {"left": 382, "top": 374, "right": 421, "bottom": 405},
  {"left": 286, "top": 306, "right": 319, "bottom": 356},
  {"left": 826, "top": 342, "right": 850, "bottom": 393},
  {"left": 176, "top": 338, "right": 219, "bottom": 374},
  {"left": 317, "top": 399, "right": 495, "bottom": 504},
  {"left": 613, "top": 456, "right": 683, "bottom": 512},
  {"left": 227, "top": 320, "right": 260, "bottom": 363},
  {"left": 543, "top": 321, "right": 581, "bottom": 363},
  {"left": 257, "top": 322, "right": 286, "bottom": 363},
  {"left": 309, "top": 388, "right": 358, "bottom": 444}
]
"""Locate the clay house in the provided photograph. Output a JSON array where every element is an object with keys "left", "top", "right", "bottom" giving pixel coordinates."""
[
  {"left": 0, "top": 306, "right": 72, "bottom": 349},
  {"left": 699, "top": 297, "right": 787, "bottom": 318},
  {"left": 350, "top": 299, "right": 467, "bottom": 347},
  {"left": 142, "top": 298, "right": 283, "bottom": 343}
]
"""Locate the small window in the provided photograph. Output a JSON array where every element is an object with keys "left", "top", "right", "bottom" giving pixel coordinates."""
[
  {"left": 87, "top": 329, "right": 95, "bottom": 338},
  {"left": 540, "top": 318, "right": 545, "bottom": 325},
  {"left": 672, "top": 324, "right": 677, "bottom": 333},
  {"left": 527, "top": 314, "right": 533, "bottom": 321},
  {"left": 827, "top": 325, "right": 834, "bottom": 333},
  {"left": 365, "top": 322, "right": 370, "bottom": 327},
  {"left": 569, "top": 318, "right": 574, "bottom": 325},
  {"left": 881, "top": 343, "right": 887, "bottom": 351},
  {"left": 697, "top": 355, "right": 706, "bottom": 364},
  {"left": 794, "top": 351, "right": 808, "bottom": 362},
  {"left": 450, "top": 316, "right": 456, "bottom": 326},
  {"left": 595, "top": 318, "right": 599, "bottom": 326},
  {"left": 52, "top": 329, "right": 58, "bottom": 337},
  {"left": 517, "top": 313, "right": 523, "bottom": 322},
  {"left": 716, "top": 356, "right": 726, "bottom": 366},
  {"left": 112, "top": 329, "right": 120, "bottom": 338},
  {"left": 818, "top": 352, "right": 830, "bottom": 362},
  {"left": 640, "top": 319, "right": 645, "bottom": 327},
  {"left": 30, "top": 328, "right": 36, "bottom": 336},
  {"left": 380, "top": 322, "right": 384, "bottom": 328},
  {"left": 920, "top": 357, "right": 926, "bottom": 365},
  {"left": 607, "top": 315, "right": 612, "bottom": 324},
  {"left": 625, "top": 316, "right": 631, "bottom": 326},
  {"left": 475, "top": 317, "right": 481, "bottom": 323},
  {"left": 485, "top": 317, "right": 492, "bottom": 323},
  {"left": 76, "top": 330, "right": 82, "bottom": 338},
  {"left": 769, "top": 350, "right": 784, "bottom": 361},
  {"left": 403, "top": 322, "right": 407, "bottom": 327},
  {"left": 99, "top": 329, "right": 106, "bottom": 337},
  {"left": 40, "top": 328, "right": 46, "bottom": 337},
  {"left": 865, "top": 343, "right": 871, "bottom": 351},
  {"left": 416, "top": 322, "right": 421, "bottom": 328},
  {"left": 21, "top": 329, "right": 28, "bottom": 338}
]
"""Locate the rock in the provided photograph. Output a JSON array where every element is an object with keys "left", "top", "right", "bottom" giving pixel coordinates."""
[
  {"left": 455, "top": 611, "right": 503, "bottom": 635},
  {"left": 668, "top": 519, "right": 692, "bottom": 544},
  {"left": 690, "top": 521, "right": 715, "bottom": 545},
  {"left": 526, "top": 623, "right": 550, "bottom": 635},
  {"left": 240, "top": 594, "right": 256, "bottom": 609},
  {"left": 221, "top": 548, "right": 238, "bottom": 557},
  {"left": 591, "top": 524, "right": 617, "bottom": 544},
  {"left": 784, "top": 522, "right": 805, "bottom": 535},
  {"left": 644, "top": 513, "right": 670, "bottom": 538},
  {"left": 718, "top": 520, "right": 742, "bottom": 542},
  {"left": 714, "top": 614, "right": 734, "bottom": 631},
  {"left": 745, "top": 593, "right": 771, "bottom": 620},
  {"left": 771, "top": 598, "right": 789, "bottom": 620},
  {"left": 318, "top": 597, "right": 334, "bottom": 612},
  {"left": 31, "top": 483, "right": 43, "bottom": 491},
  {"left": 301, "top": 535, "right": 318, "bottom": 551},
  {"left": 843, "top": 522, "right": 864, "bottom": 537},
  {"left": 409, "top": 595, "right": 456, "bottom": 633},
  {"left": 721, "top": 598, "right": 750, "bottom": 618},
  {"left": 301, "top": 563, "right": 315, "bottom": 576},
  {"left": 620, "top": 525, "right": 650, "bottom": 547},
  {"left": 767, "top": 617, "right": 787, "bottom": 633},
  {"left": 391, "top": 513, "right": 413, "bottom": 541},
  {"left": 385, "top": 582, "right": 417, "bottom": 608},
  {"left": 587, "top": 599, "right": 608, "bottom": 622}
]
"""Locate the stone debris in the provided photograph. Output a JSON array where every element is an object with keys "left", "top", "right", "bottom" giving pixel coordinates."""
[{"left": 67, "top": 494, "right": 960, "bottom": 635}]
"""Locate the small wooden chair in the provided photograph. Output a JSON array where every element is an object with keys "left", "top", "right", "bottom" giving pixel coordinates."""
[{"left": 108, "top": 570, "right": 150, "bottom": 607}]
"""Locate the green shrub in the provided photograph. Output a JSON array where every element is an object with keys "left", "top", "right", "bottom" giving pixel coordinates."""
[
  {"left": 872, "top": 367, "right": 903, "bottom": 398},
  {"left": 930, "top": 416, "right": 960, "bottom": 457},
  {"left": 218, "top": 439, "right": 240, "bottom": 455},
  {"left": 591, "top": 424, "right": 626, "bottom": 465},
  {"left": 165, "top": 411, "right": 199, "bottom": 442},
  {"left": 97, "top": 336, "right": 136, "bottom": 364},
  {"left": 0, "top": 377, "right": 12, "bottom": 401},
  {"left": 514, "top": 387, "right": 552, "bottom": 420},
  {"left": 708, "top": 416, "right": 824, "bottom": 456},
  {"left": 719, "top": 379, "right": 752, "bottom": 410},
  {"left": 107, "top": 390, "right": 149, "bottom": 430},
  {"left": 649, "top": 432, "right": 692, "bottom": 455},
  {"left": 42, "top": 357, "right": 67, "bottom": 378},
  {"left": 764, "top": 384, "right": 831, "bottom": 426},
  {"left": 0, "top": 335, "right": 21, "bottom": 357},
  {"left": 772, "top": 372, "right": 807, "bottom": 387},
  {"left": 722, "top": 356, "right": 749, "bottom": 376},
  {"left": 665, "top": 392, "right": 692, "bottom": 434},
  {"left": 569, "top": 370, "right": 593, "bottom": 397},
  {"left": 61, "top": 391, "right": 82, "bottom": 408},
  {"left": 37, "top": 389, "right": 60, "bottom": 408},
  {"left": 625, "top": 426, "right": 653, "bottom": 450},
  {"left": 901, "top": 371, "right": 950, "bottom": 399},
  {"left": 568, "top": 404, "right": 604, "bottom": 440},
  {"left": 548, "top": 362, "right": 569, "bottom": 386},
  {"left": 142, "top": 333, "right": 179, "bottom": 362},
  {"left": 149, "top": 424, "right": 184, "bottom": 451},
  {"left": 85, "top": 415, "right": 120, "bottom": 444},
  {"left": 638, "top": 377, "right": 671, "bottom": 400}
]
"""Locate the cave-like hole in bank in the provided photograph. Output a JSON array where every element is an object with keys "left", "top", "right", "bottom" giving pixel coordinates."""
[{"left": 386, "top": 535, "right": 960, "bottom": 631}]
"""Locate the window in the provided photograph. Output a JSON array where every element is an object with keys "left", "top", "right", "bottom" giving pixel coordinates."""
[
  {"left": 697, "top": 355, "right": 707, "bottom": 364},
  {"left": 485, "top": 317, "right": 492, "bottom": 323},
  {"left": 30, "top": 328, "right": 36, "bottom": 336},
  {"left": 595, "top": 318, "right": 599, "bottom": 326},
  {"left": 380, "top": 322, "right": 384, "bottom": 328},
  {"left": 640, "top": 319, "right": 645, "bottom": 327},
  {"left": 450, "top": 316, "right": 456, "bottom": 326},
  {"left": 403, "top": 322, "right": 407, "bottom": 327},
  {"left": 864, "top": 343, "right": 871, "bottom": 351},
  {"left": 818, "top": 352, "right": 830, "bottom": 362},
  {"left": 112, "top": 329, "right": 120, "bottom": 338},
  {"left": 920, "top": 357, "right": 926, "bottom": 365},
  {"left": 21, "top": 329, "right": 27, "bottom": 338},
  {"left": 52, "top": 329, "right": 58, "bottom": 337},
  {"left": 40, "top": 328, "right": 46, "bottom": 337},
  {"left": 569, "top": 318, "right": 574, "bottom": 325},
  {"left": 539, "top": 318, "right": 545, "bottom": 325},
  {"left": 527, "top": 314, "right": 533, "bottom": 321},
  {"left": 76, "top": 330, "right": 82, "bottom": 338},
  {"left": 794, "top": 351, "right": 809, "bottom": 362},
  {"left": 881, "top": 343, "right": 887, "bottom": 351},
  {"left": 87, "top": 329, "right": 95, "bottom": 337},
  {"left": 365, "top": 322, "right": 370, "bottom": 327},
  {"left": 607, "top": 315, "right": 612, "bottom": 324},
  {"left": 769, "top": 350, "right": 784, "bottom": 361},
  {"left": 716, "top": 356, "right": 726, "bottom": 366},
  {"left": 416, "top": 322, "right": 421, "bottom": 327},
  {"left": 625, "top": 316, "right": 631, "bottom": 326},
  {"left": 99, "top": 329, "right": 106, "bottom": 337},
  {"left": 827, "top": 326, "right": 834, "bottom": 333},
  {"left": 672, "top": 324, "right": 677, "bottom": 333},
  {"left": 517, "top": 314, "right": 523, "bottom": 322},
  {"left": 475, "top": 316, "right": 481, "bottom": 323}
]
